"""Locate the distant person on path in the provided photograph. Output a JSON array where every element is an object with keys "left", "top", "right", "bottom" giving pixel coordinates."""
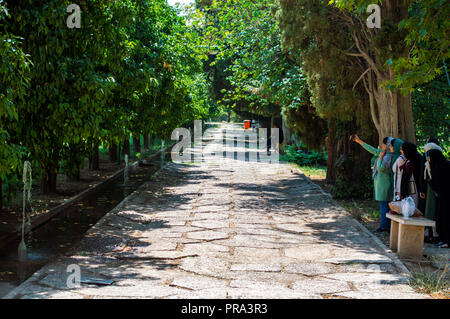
[
  {"left": 425, "top": 148, "right": 450, "bottom": 248},
  {"left": 267, "top": 124, "right": 283, "bottom": 154},
  {"left": 422, "top": 139, "right": 443, "bottom": 242},
  {"left": 351, "top": 135, "right": 402, "bottom": 233}
]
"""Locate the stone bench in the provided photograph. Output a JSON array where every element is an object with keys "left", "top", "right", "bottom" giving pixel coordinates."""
[{"left": 387, "top": 213, "right": 435, "bottom": 259}]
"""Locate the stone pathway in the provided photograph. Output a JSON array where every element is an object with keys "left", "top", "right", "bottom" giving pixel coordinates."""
[{"left": 3, "top": 124, "right": 428, "bottom": 299}]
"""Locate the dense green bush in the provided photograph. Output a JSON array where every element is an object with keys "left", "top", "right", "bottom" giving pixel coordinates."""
[
  {"left": 331, "top": 170, "right": 373, "bottom": 200},
  {"left": 281, "top": 144, "right": 327, "bottom": 166}
]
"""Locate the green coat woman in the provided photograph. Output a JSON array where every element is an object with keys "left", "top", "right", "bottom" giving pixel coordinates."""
[
  {"left": 361, "top": 140, "right": 397, "bottom": 202},
  {"left": 352, "top": 135, "right": 403, "bottom": 231}
]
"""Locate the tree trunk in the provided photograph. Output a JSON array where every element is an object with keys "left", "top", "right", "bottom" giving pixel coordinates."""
[
  {"left": 89, "top": 144, "right": 100, "bottom": 170},
  {"left": 40, "top": 147, "right": 59, "bottom": 194},
  {"left": 282, "top": 117, "right": 293, "bottom": 144},
  {"left": 143, "top": 133, "right": 149, "bottom": 150},
  {"left": 292, "top": 133, "right": 302, "bottom": 149},
  {"left": 68, "top": 167, "right": 80, "bottom": 181},
  {"left": 109, "top": 143, "right": 117, "bottom": 162},
  {"left": 0, "top": 178, "right": 2, "bottom": 211},
  {"left": 350, "top": 0, "right": 415, "bottom": 145},
  {"left": 326, "top": 118, "right": 377, "bottom": 198},
  {"left": 373, "top": 82, "right": 415, "bottom": 144},
  {"left": 40, "top": 167, "right": 57, "bottom": 194},
  {"left": 397, "top": 92, "right": 416, "bottom": 143},
  {"left": 133, "top": 135, "right": 141, "bottom": 153},
  {"left": 123, "top": 136, "right": 130, "bottom": 156},
  {"left": 326, "top": 122, "right": 337, "bottom": 184}
]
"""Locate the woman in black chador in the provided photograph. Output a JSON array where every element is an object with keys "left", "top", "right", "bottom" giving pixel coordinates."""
[
  {"left": 426, "top": 149, "right": 450, "bottom": 248},
  {"left": 401, "top": 142, "right": 426, "bottom": 211}
]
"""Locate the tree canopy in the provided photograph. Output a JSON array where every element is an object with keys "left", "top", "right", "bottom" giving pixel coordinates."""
[{"left": 0, "top": 0, "right": 218, "bottom": 199}]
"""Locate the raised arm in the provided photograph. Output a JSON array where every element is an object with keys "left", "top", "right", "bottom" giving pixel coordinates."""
[{"left": 351, "top": 134, "right": 382, "bottom": 156}]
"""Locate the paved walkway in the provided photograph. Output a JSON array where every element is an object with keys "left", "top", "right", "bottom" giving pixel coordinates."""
[{"left": 4, "top": 124, "right": 427, "bottom": 299}]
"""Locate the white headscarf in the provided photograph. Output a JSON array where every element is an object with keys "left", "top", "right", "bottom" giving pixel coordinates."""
[
  {"left": 423, "top": 143, "right": 443, "bottom": 180},
  {"left": 424, "top": 142, "right": 442, "bottom": 154}
]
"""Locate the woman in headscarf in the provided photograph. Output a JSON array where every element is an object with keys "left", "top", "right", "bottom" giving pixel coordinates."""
[
  {"left": 422, "top": 140, "right": 443, "bottom": 242},
  {"left": 390, "top": 139, "right": 407, "bottom": 199},
  {"left": 400, "top": 142, "right": 425, "bottom": 208},
  {"left": 425, "top": 149, "right": 450, "bottom": 248},
  {"left": 388, "top": 140, "right": 423, "bottom": 217},
  {"left": 352, "top": 135, "right": 401, "bottom": 232}
]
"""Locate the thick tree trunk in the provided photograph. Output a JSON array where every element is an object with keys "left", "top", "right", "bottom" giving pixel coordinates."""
[
  {"left": 0, "top": 178, "right": 2, "bottom": 211},
  {"left": 133, "top": 135, "right": 141, "bottom": 153},
  {"left": 109, "top": 143, "right": 117, "bottom": 162},
  {"left": 373, "top": 83, "right": 415, "bottom": 144},
  {"left": 143, "top": 133, "right": 149, "bottom": 150},
  {"left": 375, "top": 2, "right": 414, "bottom": 143},
  {"left": 397, "top": 92, "right": 416, "bottom": 143},
  {"left": 351, "top": 0, "right": 415, "bottom": 145}
]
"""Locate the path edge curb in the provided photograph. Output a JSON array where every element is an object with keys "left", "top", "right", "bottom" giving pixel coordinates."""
[
  {"left": 2, "top": 151, "right": 173, "bottom": 300},
  {"left": 0, "top": 145, "right": 173, "bottom": 249}
]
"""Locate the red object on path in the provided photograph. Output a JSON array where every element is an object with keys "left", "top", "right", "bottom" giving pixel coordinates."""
[{"left": 244, "top": 120, "right": 251, "bottom": 130}]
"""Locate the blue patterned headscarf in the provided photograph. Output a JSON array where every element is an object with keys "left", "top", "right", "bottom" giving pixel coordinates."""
[
  {"left": 372, "top": 137, "right": 394, "bottom": 179},
  {"left": 381, "top": 137, "right": 394, "bottom": 169}
]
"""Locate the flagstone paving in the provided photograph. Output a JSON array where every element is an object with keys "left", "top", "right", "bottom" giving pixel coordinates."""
[{"left": 3, "top": 124, "right": 428, "bottom": 299}]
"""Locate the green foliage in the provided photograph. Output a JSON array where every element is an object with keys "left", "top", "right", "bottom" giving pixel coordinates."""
[
  {"left": 202, "top": 0, "right": 309, "bottom": 117},
  {"left": 331, "top": 170, "right": 373, "bottom": 199},
  {"left": 0, "top": 2, "right": 31, "bottom": 197},
  {"left": 412, "top": 75, "right": 450, "bottom": 145},
  {"left": 281, "top": 144, "right": 327, "bottom": 166},
  {"left": 391, "top": 0, "right": 450, "bottom": 91},
  {"left": 0, "top": 0, "right": 218, "bottom": 200},
  {"left": 200, "top": 0, "right": 332, "bottom": 150},
  {"left": 277, "top": 0, "right": 368, "bottom": 123},
  {"left": 330, "top": 0, "right": 449, "bottom": 92},
  {"left": 281, "top": 101, "right": 328, "bottom": 150}
]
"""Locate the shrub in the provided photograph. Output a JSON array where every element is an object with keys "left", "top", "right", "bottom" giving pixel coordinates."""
[{"left": 281, "top": 144, "right": 327, "bottom": 166}]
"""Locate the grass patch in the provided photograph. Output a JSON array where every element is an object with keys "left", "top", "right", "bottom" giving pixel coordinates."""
[
  {"left": 409, "top": 265, "right": 450, "bottom": 298},
  {"left": 298, "top": 165, "right": 327, "bottom": 179}
]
